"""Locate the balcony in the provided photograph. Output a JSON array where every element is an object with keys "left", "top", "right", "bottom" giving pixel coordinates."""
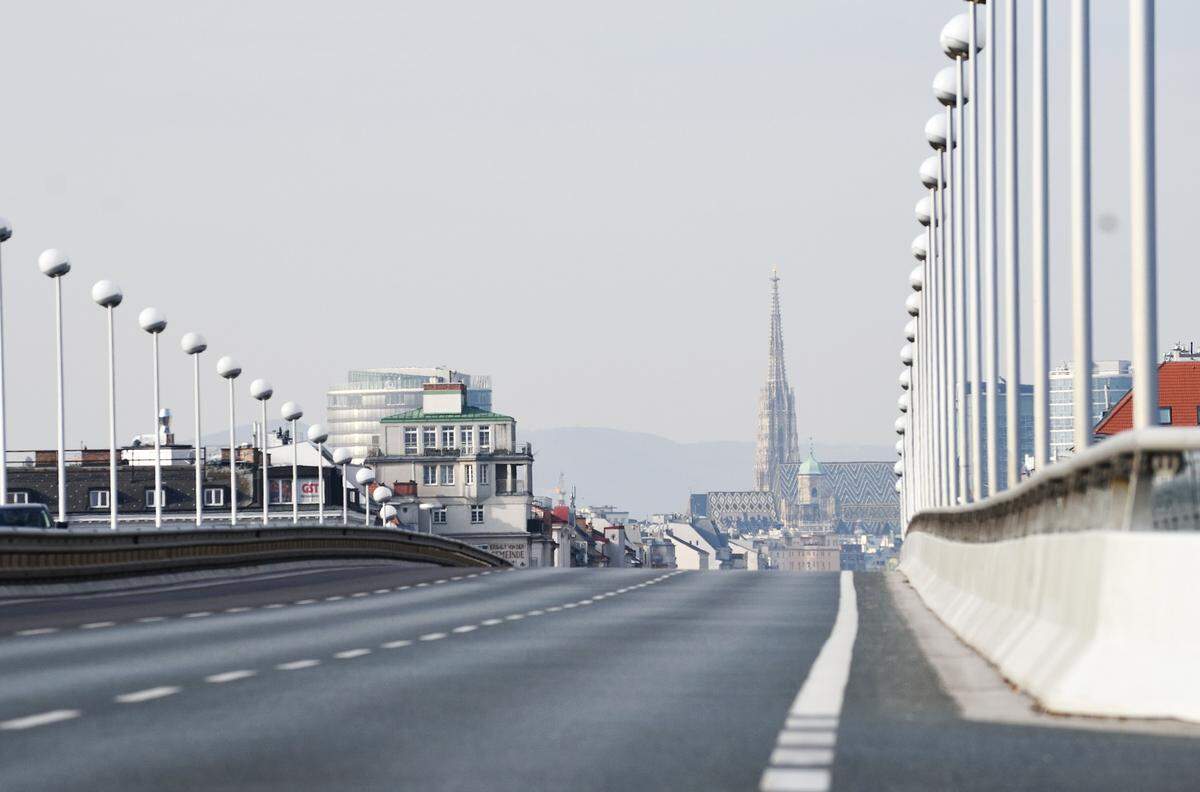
[{"left": 494, "top": 480, "right": 529, "bottom": 496}]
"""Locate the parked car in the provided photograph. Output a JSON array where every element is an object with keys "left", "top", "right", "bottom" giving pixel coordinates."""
[{"left": 0, "top": 504, "right": 56, "bottom": 529}]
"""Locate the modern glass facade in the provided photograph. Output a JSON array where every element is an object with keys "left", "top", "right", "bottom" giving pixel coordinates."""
[
  {"left": 325, "top": 368, "right": 492, "bottom": 459},
  {"left": 1048, "top": 360, "right": 1132, "bottom": 462},
  {"left": 963, "top": 380, "right": 1035, "bottom": 494}
]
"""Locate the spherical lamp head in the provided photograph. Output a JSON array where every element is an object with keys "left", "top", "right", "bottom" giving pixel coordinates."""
[
  {"left": 898, "top": 393, "right": 910, "bottom": 413},
  {"left": 372, "top": 485, "right": 393, "bottom": 504},
  {"left": 280, "top": 401, "right": 303, "bottom": 422},
  {"left": 899, "top": 369, "right": 911, "bottom": 391},
  {"left": 138, "top": 307, "right": 167, "bottom": 334},
  {"left": 216, "top": 356, "right": 242, "bottom": 379},
  {"left": 909, "top": 265, "right": 925, "bottom": 292},
  {"left": 180, "top": 332, "right": 207, "bottom": 355},
  {"left": 912, "top": 234, "right": 928, "bottom": 261},
  {"left": 38, "top": 249, "right": 71, "bottom": 278},
  {"left": 919, "top": 156, "right": 942, "bottom": 189},
  {"left": 904, "top": 319, "right": 917, "bottom": 342},
  {"left": 900, "top": 344, "right": 914, "bottom": 366},
  {"left": 941, "top": 13, "right": 978, "bottom": 59},
  {"left": 915, "top": 197, "right": 932, "bottom": 227},
  {"left": 894, "top": 416, "right": 907, "bottom": 435},
  {"left": 894, "top": 480, "right": 903, "bottom": 494},
  {"left": 933, "top": 65, "right": 965, "bottom": 106},
  {"left": 91, "top": 280, "right": 123, "bottom": 308},
  {"left": 905, "top": 292, "right": 921, "bottom": 317},
  {"left": 894, "top": 460, "right": 905, "bottom": 477},
  {"left": 925, "top": 113, "right": 950, "bottom": 151},
  {"left": 250, "top": 378, "right": 273, "bottom": 401},
  {"left": 380, "top": 504, "right": 398, "bottom": 521},
  {"left": 895, "top": 439, "right": 905, "bottom": 456},
  {"left": 355, "top": 468, "right": 375, "bottom": 486},
  {"left": 332, "top": 447, "right": 352, "bottom": 465},
  {"left": 307, "top": 423, "right": 329, "bottom": 444},
  {"left": 0, "top": 217, "right": 11, "bottom": 242}
]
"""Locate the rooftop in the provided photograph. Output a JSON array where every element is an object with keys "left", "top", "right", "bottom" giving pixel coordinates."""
[{"left": 380, "top": 406, "right": 515, "bottom": 424}]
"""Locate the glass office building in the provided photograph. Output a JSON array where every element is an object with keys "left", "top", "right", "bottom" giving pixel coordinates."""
[
  {"left": 325, "top": 368, "right": 492, "bottom": 459},
  {"left": 1048, "top": 360, "right": 1132, "bottom": 462},
  {"left": 963, "top": 380, "right": 1035, "bottom": 495}
]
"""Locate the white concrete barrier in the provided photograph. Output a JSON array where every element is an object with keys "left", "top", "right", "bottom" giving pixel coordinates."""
[{"left": 902, "top": 530, "right": 1200, "bottom": 722}]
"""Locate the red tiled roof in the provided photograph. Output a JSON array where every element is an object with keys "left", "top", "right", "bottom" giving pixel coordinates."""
[{"left": 1094, "top": 361, "right": 1200, "bottom": 435}]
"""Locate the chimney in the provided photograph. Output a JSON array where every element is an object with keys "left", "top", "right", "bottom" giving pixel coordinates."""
[{"left": 422, "top": 381, "right": 466, "bottom": 415}]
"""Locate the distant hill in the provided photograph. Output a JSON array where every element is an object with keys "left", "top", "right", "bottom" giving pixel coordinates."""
[{"left": 522, "top": 427, "right": 893, "bottom": 517}]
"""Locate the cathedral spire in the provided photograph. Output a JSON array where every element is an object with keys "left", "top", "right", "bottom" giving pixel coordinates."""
[{"left": 754, "top": 270, "right": 800, "bottom": 501}]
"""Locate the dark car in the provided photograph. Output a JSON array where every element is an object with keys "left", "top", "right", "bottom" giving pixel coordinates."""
[{"left": 0, "top": 504, "right": 56, "bottom": 529}]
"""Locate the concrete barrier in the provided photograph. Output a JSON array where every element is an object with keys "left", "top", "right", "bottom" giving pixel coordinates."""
[
  {"left": 0, "top": 524, "right": 509, "bottom": 583},
  {"left": 902, "top": 428, "right": 1200, "bottom": 722}
]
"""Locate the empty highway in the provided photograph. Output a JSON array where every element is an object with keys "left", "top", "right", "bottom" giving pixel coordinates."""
[{"left": 0, "top": 565, "right": 1197, "bottom": 791}]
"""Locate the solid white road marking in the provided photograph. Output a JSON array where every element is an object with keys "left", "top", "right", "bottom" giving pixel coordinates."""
[
  {"left": 115, "top": 686, "right": 181, "bottom": 704},
  {"left": 334, "top": 649, "right": 371, "bottom": 659},
  {"left": 382, "top": 640, "right": 412, "bottom": 649},
  {"left": 0, "top": 710, "right": 81, "bottom": 730},
  {"left": 205, "top": 670, "right": 257, "bottom": 684},
  {"left": 452, "top": 625, "right": 478, "bottom": 634},
  {"left": 419, "top": 632, "right": 447, "bottom": 641},
  {"left": 16, "top": 627, "right": 58, "bottom": 636},
  {"left": 759, "top": 571, "right": 858, "bottom": 792},
  {"left": 276, "top": 659, "right": 321, "bottom": 671},
  {"left": 81, "top": 621, "right": 117, "bottom": 629}
]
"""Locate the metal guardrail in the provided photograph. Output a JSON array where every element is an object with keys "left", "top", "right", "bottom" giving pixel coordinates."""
[
  {"left": 0, "top": 523, "right": 510, "bottom": 582},
  {"left": 907, "top": 427, "right": 1200, "bottom": 542}
]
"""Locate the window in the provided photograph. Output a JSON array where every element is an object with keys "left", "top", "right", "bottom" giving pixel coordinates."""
[
  {"left": 89, "top": 489, "right": 109, "bottom": 509},
  {"left": 1159, "top": 406, "right": 1173, "bottom": 424},
  {"left": 441, "top": 426, "right": 455, "bottom": 448},
  {"left": 439, "top": 464, "right": 455, "bottom": 485},
  {"left": 460, "top": 426, "right": 474, "bottom": 451},
  {"left": 422, "top": 426, "right": 437, "bottom": 448},
  {"left": 478, "top": 463, "right": 489, "bottom": 485},
  {"left": 403, "top": 427, "right": 418, "bottom": 452},
  {"left": 204, "top": 488, "right": 225, "bottom": 507},
  {"left": 145, "top": 488, "right": 165, "bottom": 507},
  {"left": 432, "top": 507, "right": 447, "bottom": 525},
  {"left": 7, "top": 491, "right": 29, "bottom": 504},
  {"left": 465, "top": 464, "right": 475, "bottom": 485},
  {"left": 423, "top": 465, "right": 437, "bottom": 485},
  {"left": 479, "top": 426, "right": 491, "bottom": 451},
  {"left": 470, "top": 505, "right": 484, "bottom": 524}
]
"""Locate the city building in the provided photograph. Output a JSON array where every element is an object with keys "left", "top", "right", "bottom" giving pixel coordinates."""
[
  {"left": 326, "top": 368, "right": 492, "bottom": 459},
  {"left": 369, "top": 381, "right": 547, "bottom": 568},
  {"left": 1049, "top": 360, "right": 1133, "bottom": 461},
  {"left": 754, "top": 269, "right": 800, "bottom": 516},
  {"left": 963, "top": 380, "right": 1035, "bottom": 490},
  {"left": 1094, "top": 358, "right": 1200, "bottom": 437}
]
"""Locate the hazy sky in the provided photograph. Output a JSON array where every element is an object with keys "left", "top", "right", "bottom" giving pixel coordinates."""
[{"left": 0, "top": 1, "right": 1197, "bottom": 450}]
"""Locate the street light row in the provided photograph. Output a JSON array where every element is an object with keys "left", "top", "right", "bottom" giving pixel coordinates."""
[
  {"left": 895, "top": 1, "right": 1159, "bottom": 526},
  {"left": 0, "top": 237, "right": 392, "bottom": 529}
]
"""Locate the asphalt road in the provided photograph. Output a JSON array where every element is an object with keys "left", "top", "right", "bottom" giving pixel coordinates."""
[{"left": 1, "top": 566, "right": 1197, "bottom": 791}]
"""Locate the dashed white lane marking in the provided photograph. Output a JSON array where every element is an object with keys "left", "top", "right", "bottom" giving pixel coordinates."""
[
  {"left": 115, "top": 686, "right": 181, "bottom": 704},
  {"left": 224, "top": 607, "right": 252, "bottom": 614},
  {"left": 481, "top": 618, "right": 503, "bottom": 626},
  {"left": 433, "top": 580, "right": 447, "bottom": 585},
  {"left": 419, "top": 632, "right": 447, "bottom": 641},
  {"left": 480, "top": 571, "right": 491, "bottom": 575},
  {"left": 382, "top": 640, "right": 412, "bottom": 649},
  {"left": 505, "top": 614, "right": 524, "bottom": 621},
  {"left": 81, "top": 621, "right": 117, "bottom": 629},
  {"left": 294, "top": 599, "right": 317, "bottom": 605},
  {"left": 466, "top": 574, "right": 479, "bottom": 579},
  {"left": 373, "top": 589, "right": 390, "bottom": 595},
  {"left": 562, "top": 603, "right": 577, "bottom": 609},
  {"left": 324, "top": 596, "right": 344, "bottom": 602},
  {"left": 137, "top": 616, "right": 167, "bottom": 623},
  {"left": 334, "top": 649, "right": 371, "bottom": 659},
  {"left": 0, "top": 709, "right": 81, "bottom": 730},
  {"left": 450, "top": 576, "right": 464, "bottom": 581},
  {"left": 546, "top": 606, "right": 562, "bottom": 613},
  {"left": 452, "top": 625, "right": 478, "bottom": 634},
  {"left": 263, "top": 603, "right": 286, "bottom": 609},
  {"left": 416, "top": 583, "right": 430, "bottom": 588},
  {"left": 351, "top": 592, "right": 369, "bottom": 598},
  {"left": 759, "top": 571, "right": 858, "bottom": 792},
  {"left": 205, "top": 670, "right": 257, "bottom": 684},
  {"left": 182, "top": 612, "right": 212, "bottom": 619},
  {"left": 397, "top": 585, "right": 412, "bottom": 591},
  {"left": 276, "top": 659, "right": 321, "bottom": 671},
  {"left": 526, "top": 610, "right": 544, "bottom": 617},
  {"left": 16, "top": 627, "right": 58, "bottom": 636}
]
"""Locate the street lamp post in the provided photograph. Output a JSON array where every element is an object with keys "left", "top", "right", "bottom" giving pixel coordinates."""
[
  {"left": 1071, "top": 0, "right": 1094, "bottom": 455},
  {"left": 181, "top": 333, "right": 207, "bottom": 526},
  {"left": 1129, "top": 0, "right": 1158, "bottom": 429},
  {"left": 974, "top": 0, "right": 1000, "bottom": 496},
  {"left": 0, "top": 219, "right": 11, "bottom": 507},
  {"left": 138, "top": 308, "right": 168, "bottom": 529},
  {"left": 38, "top": 249, "right": 71, "bottom": 525},
  {"left": 1004, "top": 0, "right": 1022, "bottom": 486},
  {"left": 332, "top": 447, "right": 352, "bottom": 525},
  {"left": 307, "top": 424, "right": 329, "bottom": 524},
  {"left": 92, "top": 281, "right": 123, "bottom": 530},
  {"left": 250, "top": 379, "right": 274, "bottom": 525},
  {"left": 1032, "top": 0, "right": 1050, "bottom": 468},
  {"left": 216, "top": 357, "right": 242, "bottom": 525},
  {"left": 925, "top": 111, "right": 957, "bottom": 505},
  {"left": 372, "top": 485, "right": 393, "bottom": 527},
  {"left": 920, "top": 154, "right": 947, "bottom": 505},
  {"left": 280, "top": 402, "right": 303, "bottom": 524},
  {"left": 355, "top": 468, "right": 375, "bottom": 527}
]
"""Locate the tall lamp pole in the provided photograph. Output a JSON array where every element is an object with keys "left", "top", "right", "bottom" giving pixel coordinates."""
[
  {"left": 355, "top": 468, "right": 375, "bottom": 527},
  {"left": 1070, "top": 0, "right": 1094, "bottom": 456},
  {"left": 1032, "top": 0, "right": 1050, "bottom": 468},
  {"left": 1129, "top": 0, "right": 1158, "bottom": 429},
  {"left": 1004, "top": 0, "right": 1022, "bottom": 485},
  {"left": 181, "top": 333, "right": 207, "bottom": 526},
  {"left": 372, "top": 485, "right": 393, "bottom": 528},
  {"left": 307, "top": 424, "right": 329, "bottom": 524},
  {"left": 332, "top": 447, "right": 351, "bottom": 525},
  {"left": 38, "top": 249, "right": 71, "bottom": 525},
  {"left": 92, "top": 281, "right": 123, "bottom": 529},
  {"left": 0, "top": 219, "right": 11, "bottom": 507},
  {"left": 280, "top": 402, "right": 303, "bottom": 524},
  {"left": 138, "top": 308, "right": 168, "bottom": 528},
  {"left": 216, "top": 357, "right": 242, "bottom": 525},
  {"left": 925, "top": 112, "right": 956, "bottom": 505},
  {"left": 250, "top": 379, "right": 274, "bottom": 525}
]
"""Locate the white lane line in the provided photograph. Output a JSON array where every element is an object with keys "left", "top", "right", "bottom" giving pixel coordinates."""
[
  {"left": 452, "top": 625, "right": 478, "bottom": 634},
  {"left": 351, "top": 592, "right": 369, "bottom": 598},
  {"left": 433, "top": 579, "right": 447, "bottom": 585},
  {"left": 373, "top": 589, "right": 390, "bottom": 595},
  {"left": 115, "top": 686, "right": 181, "bottom": 704},
  {"left": 480, "top": 571, "right": 491, "bottom": 575},
  {"left": 526, "top": 610, "right": 545, "bottom": 617},
  {"left": 481, "top": 619, "right": 503, "bottom": 626},
  {"left": 505, "top": 614, "right": 524, "bottom": 621},
  {"left": 276, "top": 659, "right": 321, "bottom": 671},
  {"left": 450, "top": 576, "right": 464, "bottom": 581},
  {"left": 324, "top": 596, "right": 345, "bottom": 602},
  {"left": 182, "top": 612, "right": 213, "bottom": 619},
  {"left": 16, "top": 627, "right": 58, "bottom": 636},
  {"left": 137, "top": 616, "right": 167, "bottom": 623},
  {"left": 382, "top": 639, "right": 412, "bottom": 649},
  {"left": 397, "top": 586, "right": 412, "bottom": 591},
  {"left": 562, "top": 603, "right": 577, "bottom": 609},
  {"left": 546, "top": 606, "right": 562, "bottom": 613},
  {"left": 759, "top": 571, "right": 858, "bottom": 792},
  {"left": 576, "top": 600, "right": 593, "bottom": 606},
  {"left": 205, "top": 670, "right": 257, "bottom": 684},
  {"left": 294, "top": 599, "right": 317, "bottom": 605},
  {"left": 466, "top": 574, "right": 479, "bottom": 579},
  {"left": 334, "top": 648, "right": 371, "bottom": 659},
  {"left": 0, "top": 709, "right": 81, "bottom": 730},
  {"left": 224, "top": 606, "right": 252, "bottom": 614},
  {"left": 416, "top": 583, "right": 430, "bottom": 588},
  {"left": 80, "top": 621, "right": 117, "bottom": 629},
  {"left": 263, "top": 603, "right": 286, "bottom": 609},
  {"left": 419, "top": 632, "right": 447, "bottom": 641}
]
